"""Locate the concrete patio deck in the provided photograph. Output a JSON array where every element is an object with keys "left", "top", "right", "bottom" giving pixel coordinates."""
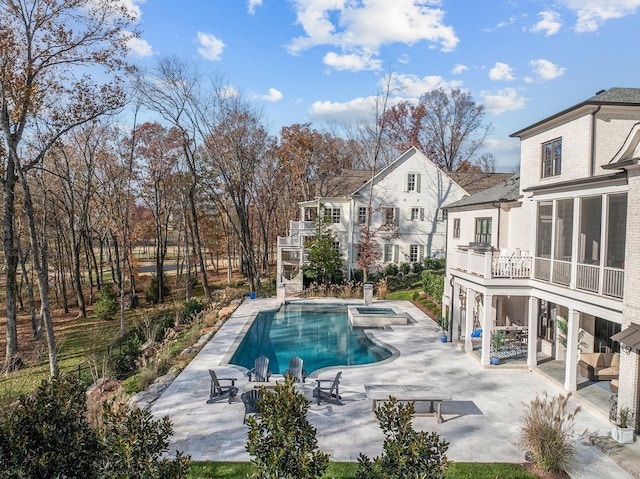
[{"left": 150, "top": 298, "right": 636, "bottom": 478}]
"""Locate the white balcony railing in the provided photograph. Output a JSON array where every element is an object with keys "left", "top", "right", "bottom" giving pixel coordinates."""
[
  {"left": 453, "top": 249, "right": 531, "bottom": 279},
  {"left": 535, "top": 257, "right": 624, "bottom": 299},
  {"left": 455, "top": 250, "right": 624, "bottom": 299}
]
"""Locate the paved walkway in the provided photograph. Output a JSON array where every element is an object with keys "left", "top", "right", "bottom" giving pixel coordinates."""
[{"left": 150, "top": 298, "right": 636, "bottom": 478}]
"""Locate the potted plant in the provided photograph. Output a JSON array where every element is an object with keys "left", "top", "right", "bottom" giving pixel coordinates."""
[
  {"left": 438, "top": 317, "right": 448, "bottom": 343},
  {"left": 612, "top": 407, "right": 635, "bottom": 444},
  {"left": 491, "top": 331, "right": 504, "bottom": 365}
]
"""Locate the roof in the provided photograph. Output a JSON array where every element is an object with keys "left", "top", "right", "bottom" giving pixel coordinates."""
[
  {"left": 448, "top": 171, "right": 513, "bottom": 196},
  {"left": 611, "top": 323, "right": 640, "bottom": 351},
  {"left": 443, "top": 173, "right": 520, "bottom": 209},
  {"left": 511, "top": 88, "right": 640, "bottom": 138},
  {"left": 313, "top": 169, "right": 371, "bottom": 198}
]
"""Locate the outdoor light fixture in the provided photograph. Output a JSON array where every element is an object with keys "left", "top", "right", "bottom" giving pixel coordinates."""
[{"left": 622, "top": 343, "right": 632, "bottom": 355}]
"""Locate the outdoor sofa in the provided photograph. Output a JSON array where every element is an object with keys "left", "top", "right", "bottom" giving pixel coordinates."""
[{"left": 577, "top": 352, "right": 619, "bottom": 381}]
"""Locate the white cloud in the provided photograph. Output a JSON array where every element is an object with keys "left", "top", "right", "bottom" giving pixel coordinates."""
[
  {"left": 323, "top": 51, "right": 382, "bottom": 71},
  {"left": 529, "top": 59, "right": 565, "bottom": 80},
  {"left": 385, "top": 73, "right": 462, "bottom": 98},
  {"left": 452, "top": 64, "right": 468, "bottom": 75},
  {"left": 247, "top": 0, "right": 262, "bottom": 15},
  {"left": 287, "top": 0, "right": 459, "bottom": 71},
  {"left": 480, "top": 88, "right": 527, "bottom": 115},
  {"left": 489, "top": 62, "right": 515, "bottom": 81},
  {"left": 221, "top": 86, "right": 239, "bottom": 99},
  {"left": 260, "top": 88, "right": 283, "bottom": 102},
  {"left": 561, "top": 0, "right": 640, "bottom": 32},
  {"left": 197, "top": 32, "right": 225, "bottom": 61},
  {"left": 531, "top": 10, "right": 562, "bottom": 35},
  {"left": 308, "top": 94, "right": 408, "bottom": 123},
  {"left": 126, "top": 36, "right": 153, "bottom": 57}
]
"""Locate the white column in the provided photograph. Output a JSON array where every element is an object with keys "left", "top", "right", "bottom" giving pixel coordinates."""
[
  {"left": 452, "top": 281, "right": 461, "bottom": 342},
  {"left": 481, "top": 294, "right": 493, "bottom": 366},
  {"left": 564, "top": 308, "right": 580, "bottom": 392},
  {"left": 465, "top": 288, "right": 474, "bottom": 353},
  {"left": 527, "top": 296, "right": 538, "bottom": 367}
]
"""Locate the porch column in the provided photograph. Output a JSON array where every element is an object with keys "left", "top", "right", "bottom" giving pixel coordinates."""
[
  {"left": 452, "top": 281, "right": 461, "bottom": 342},
  {"left": 480, "top": 294, "right": 494, "bottom": 367},
  {"left": 464, "top": 287, "right": 475, "bottom": 353},
  {"left": 527, "top": 296, "right": 539, "bottom": 368},
  {"left": 564, "top": 308, "right": 580, "bottom": 392}
]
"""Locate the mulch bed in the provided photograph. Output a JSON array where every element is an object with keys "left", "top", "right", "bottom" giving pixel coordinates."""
[{"left": 521, "top": 463, "right": 570, "bottom": 478}]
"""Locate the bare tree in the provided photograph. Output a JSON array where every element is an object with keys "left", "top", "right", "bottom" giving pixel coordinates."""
[
  {"left": 135, "top": 57, "right": 213, "bottom": 301},
  {"left": 197, "top": 90, "right": 272, "bottom": 293},
  {"left": 0, "top": 0, "right": 135, "bottom": 373},
  {"left": 381, "top": 87, "right": 492, "bottom": 172}
]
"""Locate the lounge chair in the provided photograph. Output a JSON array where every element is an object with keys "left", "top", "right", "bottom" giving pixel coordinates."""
[
  {"left": 241, "top": 388, "right": 262, "bottom": 424},
  {"left": 207, "top": 369, "right": 238, "bottom": 404},
  {"left": 247, "top": 355, "right": 272, "bottom": 382},
  {"left": 312, "top": 371, "right": 343, "bottom": 405},
  {"left": 284, "top": 356, "right": 308, "bottom": 382}
]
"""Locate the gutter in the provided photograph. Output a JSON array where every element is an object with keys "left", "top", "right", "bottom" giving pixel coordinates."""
[{"left": 590, "top": 105, "right": 602, "bottom": 177}]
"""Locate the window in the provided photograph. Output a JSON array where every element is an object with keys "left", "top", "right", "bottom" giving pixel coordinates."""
[
  {"left": 453, "top": 218, "right": 460, "bottom": 238},
  {"left": 410, "top": 207, "right": 423, "bottom": 221},
  {"left": 384, "top": 207, "right": 398, "bottom": 225},
  {"left": 304, "top": 207, "right": 315, "bottom": 221},
  {"left": 542, "top": 138, "right": 562, "bottom": 178},
  {"left": 357, "top": 206, "right": 368, "bottom": 225},
  {"left": 384, "top": 244, "right": 394, "bottom": 262},
  {"left": 325, "top": 208, "right": 341, "bottom": 224},
  {"left": 406, "top": 173, "right": 420, "bottom": 192},
  {"left": 409, "top": 245, "right": 423, "bottom": 262},
  {"left": 332, "top": 241, "right": 340, "bottom": 253},
  {"left": 475, "top": 218, "right": 492, "bottom": 244}
]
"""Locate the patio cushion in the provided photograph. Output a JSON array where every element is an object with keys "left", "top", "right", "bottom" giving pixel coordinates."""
[{"left": 577, "top": 353, "right": 619, "bottom": 381}]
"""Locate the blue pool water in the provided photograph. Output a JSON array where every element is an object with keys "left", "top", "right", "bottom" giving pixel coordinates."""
[{"left": 229, "top": 303, "right": 392, "bottom": 374}]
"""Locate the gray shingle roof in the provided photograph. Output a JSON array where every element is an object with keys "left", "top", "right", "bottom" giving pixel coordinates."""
[
  {"left": 443, "top": 173, "right": 520, "bottom": 208},
  {"left": 511, "top": 87, "right": 640, "bottom": 138}
]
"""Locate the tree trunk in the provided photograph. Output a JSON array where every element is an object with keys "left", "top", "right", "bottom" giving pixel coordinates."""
[
  {"left": 16, "top": 234, "right": 39, "bottom": 339},
  {"left": 3, "top": 154, "right": 19, "bottom": 371},
  {"left": 188, "top": 185, "right": 211, "bottom": 300},
  {"left": 19, "top": 173, "right": 58, "bottom": 376}
]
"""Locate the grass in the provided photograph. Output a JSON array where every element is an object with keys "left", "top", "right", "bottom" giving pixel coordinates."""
[
  {"left": 385, "top": 288, "right": 421, "bottom": 300},
  {"left": 186, "top": 462, "right": 537, "bottom": 478}
]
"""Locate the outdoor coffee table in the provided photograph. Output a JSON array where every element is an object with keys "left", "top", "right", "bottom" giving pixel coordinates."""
[{"left": 364, "top": 384, "right": 451, "bottom": 423}]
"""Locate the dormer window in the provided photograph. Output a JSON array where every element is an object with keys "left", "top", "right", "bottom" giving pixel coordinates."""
[{"left": 542, "top": 138, "right": 562, "bottom": 178}]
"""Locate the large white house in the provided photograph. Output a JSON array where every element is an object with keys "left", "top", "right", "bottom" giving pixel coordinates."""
[
  {"left": 443, "top": 87, "right": 640, "bottom": 430},
  {"left": 277, "top": 147, "right": 506, "bottom": 293}
]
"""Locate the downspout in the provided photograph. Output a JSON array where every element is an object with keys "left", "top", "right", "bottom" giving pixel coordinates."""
[{"left": 590, "top": 105, "right": 602, "bottom": 177}]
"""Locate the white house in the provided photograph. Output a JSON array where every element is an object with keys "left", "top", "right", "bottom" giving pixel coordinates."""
[
  {"left": 277, "top": 147, "right": 505, "bottom": 293},
  {"left": 443, "top": 88, "right": 640, "bottom": 430}
]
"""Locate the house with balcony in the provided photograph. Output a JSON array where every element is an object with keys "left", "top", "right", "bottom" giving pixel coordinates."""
[
  {"left": 443, "top": 88, "right": 640, "bottom": 428},
  {"left": 277, "top": 147, "right": 508, "bottom": 294}
]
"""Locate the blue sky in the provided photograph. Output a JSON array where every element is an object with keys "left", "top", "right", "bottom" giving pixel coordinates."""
[{"left": 122, "top": 0, "right": 640, "bottom": 172}]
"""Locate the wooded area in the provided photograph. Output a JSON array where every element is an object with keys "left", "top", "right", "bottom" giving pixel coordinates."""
[{"left": 0, "top": 0, "right": 491, "bottom": 377}]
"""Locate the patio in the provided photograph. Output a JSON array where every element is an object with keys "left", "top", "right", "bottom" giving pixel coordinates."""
[{"left": 149, "top": 297, "right": 635, "bottom": 478}]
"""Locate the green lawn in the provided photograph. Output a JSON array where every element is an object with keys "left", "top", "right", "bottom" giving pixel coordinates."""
[{"left": 187, "top": 462, "right": 537, "bottom": 478}]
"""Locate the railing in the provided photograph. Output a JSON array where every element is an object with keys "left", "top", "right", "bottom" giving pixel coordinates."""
[
  {"left": 576, "top": 263, "right": 599, "bottom": 292},
  {"left": 534, "top": 257, "right": 624, "bottom": 299},
  {"left": 603, "top": 267, "right": 624, "bottom": 298},
  {"left": 277, "top": 236, "right": 301, "bottom": 247},
  {"left": 552, "top": 260, "right": 571, "bottom": 286},
  {"left": 492, "top": 255, "right": 532, "bottom": 278},
  {"left": 534, "top": 257, "right": 551, "bottom": 282},
  {"left": 453, "top": 248, "right": 531, "bottom": 279}
]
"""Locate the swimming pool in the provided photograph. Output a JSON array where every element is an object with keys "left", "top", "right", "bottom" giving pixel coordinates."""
[{"left": 228, "top": 303, "right": 393, "bottom": 374}]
